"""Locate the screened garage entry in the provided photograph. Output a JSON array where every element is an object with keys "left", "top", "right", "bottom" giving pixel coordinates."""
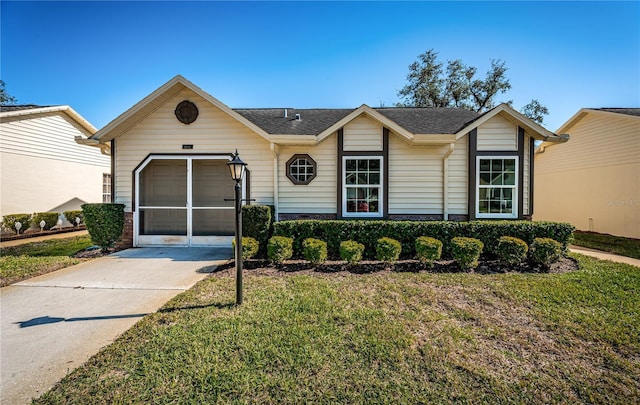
[{"left": 134, "top": 155, "right": 240, "bottom": 247}]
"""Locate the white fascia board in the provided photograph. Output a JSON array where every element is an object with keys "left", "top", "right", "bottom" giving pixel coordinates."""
[
  {"left": 455, "top": 103, "right": 560, "bottom": 142},
  {"left": 411, "top": 134, "right": 457, "bottom": 145},
  {"left": 268, "top": 135, "right": 317, "bottom": 145},
  {"left": 1, "top": 105, "right": 97, "bottom": 135},
  {"left": 556, "top": 108, "right": 640, "bottom": 134},
  {"left": 75, "top": 136, "right": 111, "bottom": 155},
  {"left": 316, "top": 104, "right": 414, "bottom": 143}
]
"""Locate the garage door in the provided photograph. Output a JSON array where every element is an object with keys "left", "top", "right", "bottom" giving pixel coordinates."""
[{"left": 135, "top": 156, "right": 240, "bottom": 247}]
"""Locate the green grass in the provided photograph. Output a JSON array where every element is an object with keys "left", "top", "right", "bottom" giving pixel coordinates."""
[
  {"left": 35, "top": 254, "right": 639, "bottom": 404},
  {"left": 572, "top": 231, "right": 640, "bottom": 259},
  {"left": 0, "top": 235, "right": 93, "bottom": 286}
]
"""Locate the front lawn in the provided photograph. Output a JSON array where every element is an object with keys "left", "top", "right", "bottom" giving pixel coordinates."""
[
  {"left": 36, "top": 254, "right": 639, "bottom": 404},
  {"left": 0, "top": 235, "right": 93, "bottom": 286},
  {"left": 572, "top": 230, "right": 640, "bottom": 259}
]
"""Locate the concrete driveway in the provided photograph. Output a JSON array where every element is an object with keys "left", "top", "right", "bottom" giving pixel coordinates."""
[{"left": 1, "top": 247, "right": 231, "bottom": 404}]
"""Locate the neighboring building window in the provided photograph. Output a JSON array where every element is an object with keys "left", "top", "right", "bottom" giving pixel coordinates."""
[
  {"left": 102, "top": 173, "right": 112, "bottom": 203},
  {"left": 343, "top": 157, "right": 383, "bottom": 217},
  {"left": 286, "top": 154, "right": 317, "bottom": 185},
  {"left": 477, "top": 157, "right": 517, "bottom": 218}
]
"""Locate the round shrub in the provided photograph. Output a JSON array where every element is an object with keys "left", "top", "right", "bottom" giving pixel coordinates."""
[
  {"left": 530, "top": 237, "right": 563, "bottom": 266},
  {"left": 63, "top": 210, "right": 84, "bottom": 226},
  {"left": 267, "top": 236, "right": 293, "bottom": 264},
  {"left": 302, "top": 238, "right": 328, "bottom": 265},
  {"left": 2, "top": 213, "right": 32, "bottom": 234},
  {"left": 497, "top": 236, "right": 529, "bottom": 265},
  {"left": 232, "top": 237, "right": 260, "bottom": 260},
  {"left": 81, "top": 203, "right": 125, "bottom": 251},
  {"left": 415, "top": 236, "right": 443, "bottom": 267},
  {"left": 451, "top": 237, "right": 484, "bottom": 269},
  {"left": 32, "top": 212, "right": 60, "bottom": 230},
  {"left": 340, "top": 240, "right": 365, "bottom": 265},
  {"left": 376, "top": 237, "right": 402, "bottom": 263}
]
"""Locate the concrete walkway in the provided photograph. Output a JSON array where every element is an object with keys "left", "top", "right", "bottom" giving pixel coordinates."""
[
  {"left": 569, "top": 245, "right": 640, "bottom": 268},
  {"left": 0, "top": 247, "right": 232, "bottom": 404}
]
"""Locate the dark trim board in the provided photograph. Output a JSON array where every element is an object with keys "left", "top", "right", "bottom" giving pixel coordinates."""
[
  {"left": 517, "top": 127, "right": 525, "bottom": 220},
  {"left": 468, "top": 127, "right": 527, "bottom": 220},
  {"left": 336, "top": 127, "right": 388, "bottom": 219},
  {"left": 336, "top": 129, "right": 344, "bottom": 219},
  {"left": 467, "top": 129, "right": 478, "bottom": 220},
  {"left": 383, "top": 128, "right": 389, "bottom": 219}
]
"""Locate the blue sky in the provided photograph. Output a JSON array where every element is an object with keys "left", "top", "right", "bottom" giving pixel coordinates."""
[{"left": 1, "top": 1, "right": 638, "bottom": 132}]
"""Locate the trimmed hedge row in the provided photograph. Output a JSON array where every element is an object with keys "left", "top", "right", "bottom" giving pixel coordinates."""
[{"left": 273, "top": 220, "right": 574, "bottom": 259}]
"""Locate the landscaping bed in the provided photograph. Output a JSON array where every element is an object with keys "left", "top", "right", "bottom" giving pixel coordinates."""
[{"left": 222, "top": 256, "right": 579, "bottom": 275}]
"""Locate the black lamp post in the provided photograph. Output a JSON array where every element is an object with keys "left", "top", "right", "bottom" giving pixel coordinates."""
[{"left": 227, "top": 150, "right": 247, "bottom": 305}]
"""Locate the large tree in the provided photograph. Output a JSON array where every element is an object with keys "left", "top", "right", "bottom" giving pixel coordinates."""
[
  {"left": 0, "top": 80, "right": 17, "bottom": 104},
  {"left": 396, "top": 50, "right": 548, "bottom": 124}
]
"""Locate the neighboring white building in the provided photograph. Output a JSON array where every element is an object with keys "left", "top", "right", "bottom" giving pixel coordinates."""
[
  {"left": 80, "top": 76, "right": 567, "bottom": 248},
  {"left": 0, "top": 105, "right": 110, "bottom": 217},
  {"left": 535, "top": 108, "right": 640, "bottom": 239}
]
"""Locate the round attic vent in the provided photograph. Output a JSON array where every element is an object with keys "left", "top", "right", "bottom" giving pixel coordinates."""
[{"left": 175, "top": 100, "right": 198, "bottom": 124}]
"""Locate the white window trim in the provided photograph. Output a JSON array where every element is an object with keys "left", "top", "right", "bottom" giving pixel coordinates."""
[
  {"left": 342, "top": 156, "right": 384, "bottom": 218},
  {"left": 476, "top": 156, "right": 518, "bottom": 219}
]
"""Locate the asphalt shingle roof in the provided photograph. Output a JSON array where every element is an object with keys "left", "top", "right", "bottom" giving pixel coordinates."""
[
  {"left": 375, "top": 107, "right": 480, "bottom": 134},
  {"left": 235, "top": 108, "right": 354, "bottom": 135},
  {"left": 234, "top": 107, "right": 481, "bottom": 135},
  {"left": 595, "top": 108, "right": 640, "bottom": 117},
  {"left": 0, "top": 104, "right": 51, "bottom": 112}
]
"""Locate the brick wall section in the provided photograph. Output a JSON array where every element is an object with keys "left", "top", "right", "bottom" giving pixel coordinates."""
[
  {"left": 115, "top": 212, "right": 134, "bottom": 249},
  {"left": 278, "top": 213, "right": 338, "bottom": 221}
]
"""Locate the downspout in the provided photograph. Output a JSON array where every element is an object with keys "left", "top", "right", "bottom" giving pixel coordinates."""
[
  {"left": 270, "top": 143, "right": 279, "bottom": 222},
  {"left": 443, "top": 143, "right": 455, "bottom": 221}
]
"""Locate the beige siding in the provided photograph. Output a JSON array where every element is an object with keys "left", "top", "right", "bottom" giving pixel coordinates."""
[
  {"left": 277, "top": 136, "right": 337, "bottom": 214},
  {"left": 115, "top": 88, "right": 273, "bottom": 212},
  {"left": 1, "top": 152, "right": 106, "bottom": 215},
  {"left": 0, "top": 112, "right": 109, "bottom": 167},
  {"left": 477, "top": 114, "right": 517, "bottom": 151},
  {"left": 535, "top": 112, "right": 640, "bottom": 238},
  {"left": 1, "top": 112, "right": 109, "bottom": 216},
  {"left": 343, "top": 115, "right": 383, "bottom": 151},
  {"left": 388, "top": 136, "right": 445, "bottom": 214},
  {"left": 448, "top": 136, "right": 469, "bottom": 215}
]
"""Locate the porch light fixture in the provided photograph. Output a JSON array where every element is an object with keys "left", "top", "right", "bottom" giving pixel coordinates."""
[
  {"left": 227, "top": 150, "right": 248, "bottom": 305},
  {"left": 227, "top": 150, "right": 247, "bottom": 182}
]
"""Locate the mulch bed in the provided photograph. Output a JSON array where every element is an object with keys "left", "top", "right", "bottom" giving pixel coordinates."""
[{"left": 212, "top": 256, "right": 579, "bottom": 277}]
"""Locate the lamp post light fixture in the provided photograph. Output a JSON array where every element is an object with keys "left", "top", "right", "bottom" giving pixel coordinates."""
[{"left": 227, "top": 150, "right": 248, "bottom": 305}]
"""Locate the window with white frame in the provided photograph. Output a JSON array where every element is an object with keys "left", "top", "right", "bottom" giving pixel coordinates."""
[
  {"left": 477, "top": 157, "right": 517, "bottom": 218},
  {"left": 102, "top": 173, "right": 112, "bottom": 203},
  {"left": 343, "top": 157, "right": 383, "bottom": 217}
]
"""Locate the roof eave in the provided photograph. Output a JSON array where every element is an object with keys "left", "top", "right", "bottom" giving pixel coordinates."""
[
  {"left": 455, "top": 103, "right": 562, "bottom": 142},
  {"left": 316, "top": 105, "right": 415, "bottom": 142},
  {"left": 0, "top": 105, "right": 97, "bottom": 134},
  {"left": 268, "top": 135, "right": 317, "bottom": 145}
]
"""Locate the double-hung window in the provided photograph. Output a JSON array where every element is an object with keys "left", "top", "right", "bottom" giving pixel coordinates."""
[
  {"left": 102, "top": 173, "right": 112, "bottom": 203},
  {"left": 343, "top": 157, "right": 383, "bottom": 217},
  {"left": 477, "top": 157, "right": 518, "bottom": 219}
]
